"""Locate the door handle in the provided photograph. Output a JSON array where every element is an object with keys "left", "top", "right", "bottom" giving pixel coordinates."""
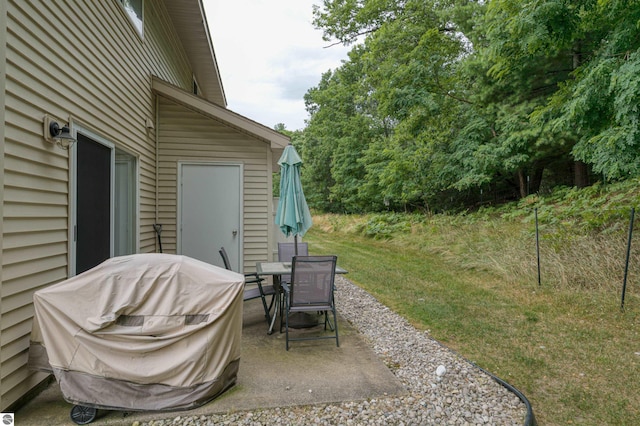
[{"left": 232, "top": 229, "right": 238, "bottom": 237}]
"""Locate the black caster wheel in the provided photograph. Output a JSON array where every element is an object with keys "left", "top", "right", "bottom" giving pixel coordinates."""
[{"left": 70, "top": 405, "right": 98, "bottom": 425}]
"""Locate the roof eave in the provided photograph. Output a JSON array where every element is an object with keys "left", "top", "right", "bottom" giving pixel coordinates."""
[{"left": 162, "top": 0, "right": 227, "bottom": 106}]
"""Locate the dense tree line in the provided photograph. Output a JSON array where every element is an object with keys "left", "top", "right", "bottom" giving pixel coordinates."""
[{"left": 284, "top": 0, "right": 640, "bottom": 213}]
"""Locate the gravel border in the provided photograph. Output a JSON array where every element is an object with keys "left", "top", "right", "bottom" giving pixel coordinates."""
[{"left": 135, "top": 276, "right": 529, "bottom": 425}]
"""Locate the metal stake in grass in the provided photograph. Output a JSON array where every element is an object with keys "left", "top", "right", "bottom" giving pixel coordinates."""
[
  {"left": 535, "top": 208, "right": 541, "bottom": 287},
  {"left": 621, "top": 207, "right": 635, "bottom": 311}
]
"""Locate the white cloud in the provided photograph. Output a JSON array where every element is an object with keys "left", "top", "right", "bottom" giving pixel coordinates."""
[{"left": 203, "top": 0, "right": 349, "bottom": 131}]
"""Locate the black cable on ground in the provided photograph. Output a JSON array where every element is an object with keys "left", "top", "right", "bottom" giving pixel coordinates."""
[
  {"left": 431, "top": 339, "right": 537, "bottom": 426},
  {"left": 472, "top": 363, "right": 537, "bottom": 426}
]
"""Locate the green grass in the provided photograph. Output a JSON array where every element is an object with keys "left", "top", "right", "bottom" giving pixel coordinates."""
[{"left": 305, "top": 185, "right": 640, "bottom": 425}]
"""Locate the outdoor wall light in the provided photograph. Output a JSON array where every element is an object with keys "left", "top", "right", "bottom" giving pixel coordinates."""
[{"left": 44, "top": 115, "right": 77, "bottom": 149}]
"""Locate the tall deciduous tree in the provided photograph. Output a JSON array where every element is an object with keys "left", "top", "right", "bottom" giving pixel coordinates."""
[
  {"left": 303, "top": 47, "right": 382, "bottom": 212},
  {"left": 302, "top": 0, "right": 640, "bottom": 213}
]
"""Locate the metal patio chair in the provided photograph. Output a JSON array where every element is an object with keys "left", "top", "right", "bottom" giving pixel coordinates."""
[
  {"left": 282, "top": 255, "right": 339, "bottom": 350},
  {"left": 219, "top": 247, "right": 276, "bottom": 322},
  {"left": 277, "top": 242, "right": 309, "bottom": 287}
]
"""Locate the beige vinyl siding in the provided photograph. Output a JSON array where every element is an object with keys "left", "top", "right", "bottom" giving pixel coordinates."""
[
  {"left": 0, "top": 0, "right": 7, "bottom": 409},
  {"left": 1, "top": 0, "right": 200, "bottom": 410},
  {"left": 157, "top": 98, "right": 271, "bottom": 272}
]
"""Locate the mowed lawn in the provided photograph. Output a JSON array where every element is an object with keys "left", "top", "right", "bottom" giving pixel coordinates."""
[{"left": 306, "top": 223, "right": 640, "bottom": 425}]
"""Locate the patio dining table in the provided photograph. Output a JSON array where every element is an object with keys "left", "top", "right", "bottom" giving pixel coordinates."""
[{"left": 256, "top": 261, "right": 348, "bottom": 334}]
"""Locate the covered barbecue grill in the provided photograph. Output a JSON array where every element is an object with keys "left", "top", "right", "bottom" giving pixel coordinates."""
[{"left": 28, "top": 253, "right": 244, "bottom": 423}]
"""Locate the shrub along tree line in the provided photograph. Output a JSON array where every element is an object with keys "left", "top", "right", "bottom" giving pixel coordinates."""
[{"left": 280, "top": 0, "right": 640, "bottom": 214}]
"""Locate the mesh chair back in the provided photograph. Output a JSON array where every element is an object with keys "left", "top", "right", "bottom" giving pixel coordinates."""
[
  {"left": 278, "top": 242, "right": 309, "bottom": 285},
  {"left": 289, "top": 255, "right": 337, "bottom": 309}
]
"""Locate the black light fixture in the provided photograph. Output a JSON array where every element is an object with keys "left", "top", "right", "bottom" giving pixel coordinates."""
[{"left": 44, "top": 115, "right": 77, "bottom": 149}]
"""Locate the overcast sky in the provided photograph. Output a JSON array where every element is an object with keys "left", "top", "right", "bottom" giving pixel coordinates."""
[{"left": 203, "top": 0, "right": 351, "bottom": 131}]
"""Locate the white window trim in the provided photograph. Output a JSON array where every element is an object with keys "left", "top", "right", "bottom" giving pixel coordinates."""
[{"left": 117, "top": 0, "right": 144, "bottom": 39}]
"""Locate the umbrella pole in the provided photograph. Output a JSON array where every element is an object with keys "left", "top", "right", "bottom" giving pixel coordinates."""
[{"left": 294, "top": 235, "right": 298, "bottom": 256}]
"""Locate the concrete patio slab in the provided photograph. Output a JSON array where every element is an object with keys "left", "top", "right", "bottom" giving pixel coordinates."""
[{"left": 15, "top": 297, "right": 406, "bottom": 425}]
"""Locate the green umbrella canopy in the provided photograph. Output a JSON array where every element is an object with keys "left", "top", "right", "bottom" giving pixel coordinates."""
[{"left": 275, "top": 145, "right": 313, "bottom": 240}]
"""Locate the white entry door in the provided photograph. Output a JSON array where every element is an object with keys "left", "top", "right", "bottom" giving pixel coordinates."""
[{"left": 178, "top": 163, "right": 242, "bottom": 270}]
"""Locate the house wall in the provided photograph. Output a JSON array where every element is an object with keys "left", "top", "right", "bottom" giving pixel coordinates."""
[
  {"left": 0, "top": 0, "right": 7, "bottom": 411},
  {"left": 1, "top": 0, "right": 199, "bottom": 410},
  {"left": 157, "top": 97, "right": 273, "bottom": 272}
]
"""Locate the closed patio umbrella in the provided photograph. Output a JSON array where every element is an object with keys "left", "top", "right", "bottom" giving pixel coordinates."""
[{"left": 275, "top": 144, "right": 312, "bottom": 255}]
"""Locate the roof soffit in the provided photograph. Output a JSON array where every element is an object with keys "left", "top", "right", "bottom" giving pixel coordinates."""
[{"left": 162, "top": 0, "right": 226, "bottom": 107}]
